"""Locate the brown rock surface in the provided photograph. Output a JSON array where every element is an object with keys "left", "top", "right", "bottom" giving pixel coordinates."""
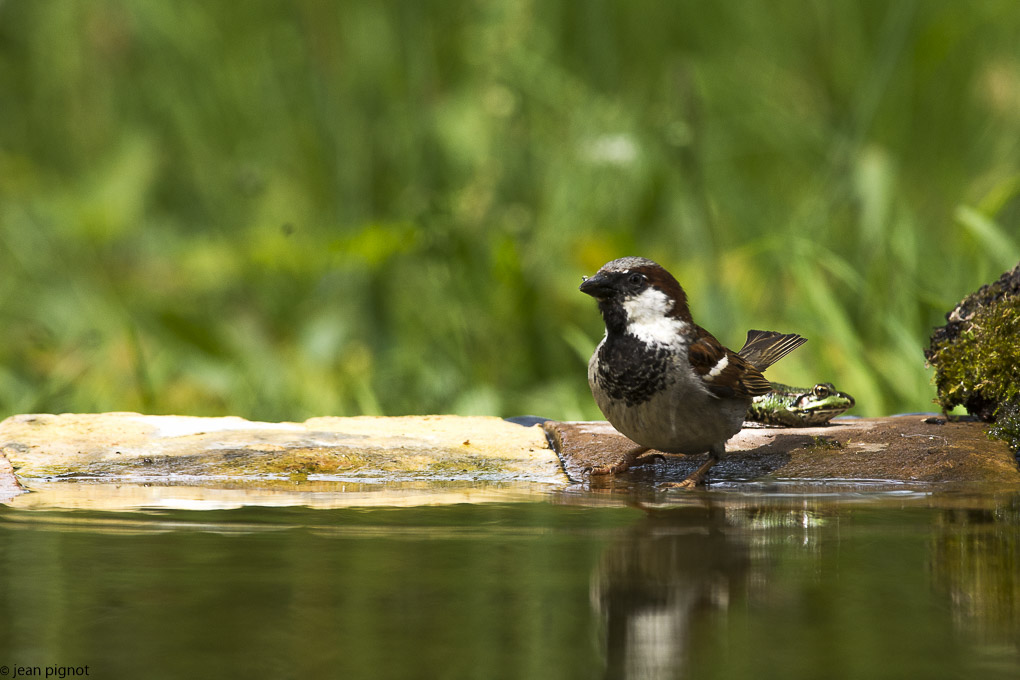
[{"left": 545, "top": 416, "right": 1020, "bottom": 487}]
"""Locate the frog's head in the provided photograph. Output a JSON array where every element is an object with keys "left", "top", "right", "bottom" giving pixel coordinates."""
[{"left": 790, "top": 383, "right": 855, "bottom": 425}]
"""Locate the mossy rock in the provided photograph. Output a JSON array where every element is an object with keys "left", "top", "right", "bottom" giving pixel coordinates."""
[
  {"left": 925, "top": 262, "right": 1020, "bottom": 421},
  {"left": 988, "top": 403, "right": 1020, "bottom": 454}
]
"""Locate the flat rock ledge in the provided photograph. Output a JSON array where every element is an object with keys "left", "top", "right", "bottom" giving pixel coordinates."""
[
  {"left": 0, "top": 413, "right": 561, "bottom": 509},
  {"left": 0, "top": 412, "right": 1017, "bottom": 509},
  {"left": 545, "top": 416, "right": 1020, "bottom": 489}
]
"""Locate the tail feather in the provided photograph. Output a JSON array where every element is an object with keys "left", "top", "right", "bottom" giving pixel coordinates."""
[{"left": 737, "top": 330, "right": 807, "bottom": 371}]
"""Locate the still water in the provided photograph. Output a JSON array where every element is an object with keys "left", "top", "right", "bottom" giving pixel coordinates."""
[{"left": 1, "top": 486, "right": 1018, "bottom": 680}]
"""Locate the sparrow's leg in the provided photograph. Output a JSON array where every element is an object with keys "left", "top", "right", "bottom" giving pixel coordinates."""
[
  {"left": 588, "top": 445, "right": 650, "bottom": 475},
  {"left": 662, "top": 443, "right": 723, "bottom": 489},
  {"left": 634, "top": 451, "right": 668, "bottom": 465}
]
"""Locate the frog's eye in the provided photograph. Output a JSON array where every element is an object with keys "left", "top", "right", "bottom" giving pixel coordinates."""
[
  {"left": 628, "top": 272, "right": 645, "bottom": 285},
  {"left": 581, "top": 275, "right": 589, "bottom": 283},
  {"left": 813, "top": 384, "right": 831, "bottom": 398}
]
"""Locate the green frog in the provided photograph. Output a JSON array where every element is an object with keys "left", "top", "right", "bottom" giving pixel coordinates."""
[{"left": 746, "top": 382, "right": 855, "bottom": 427}]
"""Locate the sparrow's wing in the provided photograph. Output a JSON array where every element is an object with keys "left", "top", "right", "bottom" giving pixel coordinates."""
[
  {"left": 737, "top": 330, "right": 807, "bottom": 371},
  {"left": 688, "top": 326, "right": 772, "bottom": 398}
]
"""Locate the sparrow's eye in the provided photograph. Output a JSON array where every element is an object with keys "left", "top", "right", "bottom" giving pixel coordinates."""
[{"left": 628, "top": 272, "right": 645, "bottom": 285}]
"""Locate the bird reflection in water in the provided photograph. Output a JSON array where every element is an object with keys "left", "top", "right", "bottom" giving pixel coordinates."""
[{"left": 590, "top": 500, "right": 751, "bottom": 679}]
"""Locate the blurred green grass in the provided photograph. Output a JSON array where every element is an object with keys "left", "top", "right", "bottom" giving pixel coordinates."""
[{"left": 1, "top": 0, "right": 1018, "bottom": 421}]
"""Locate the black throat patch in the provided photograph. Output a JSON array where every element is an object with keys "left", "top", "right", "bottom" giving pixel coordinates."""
[{"left": 595, "top": 333, "right": 673, "bottom": 407}]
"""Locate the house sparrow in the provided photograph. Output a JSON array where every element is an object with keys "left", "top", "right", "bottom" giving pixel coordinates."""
[{"left": 580, "top": 256, "right": 806, "bottom": 487}]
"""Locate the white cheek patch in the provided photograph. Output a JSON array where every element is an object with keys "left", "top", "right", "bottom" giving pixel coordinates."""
[{"left": 621, "top": 287, "right": 688, "bottom": 346}]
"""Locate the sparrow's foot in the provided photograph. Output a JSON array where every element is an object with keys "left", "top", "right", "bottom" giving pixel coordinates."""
[
  {"left": 587, "top": 446, "right": 650, "bottom": 476},
  {"left": 661, "top": 447, "right": 722, "bottom": 489},
  {"left": 661, "top": 476, "right": 703, "bottom": 489},
  {"left": 589, "top": 462, "right": 626, "bottom": 475}
]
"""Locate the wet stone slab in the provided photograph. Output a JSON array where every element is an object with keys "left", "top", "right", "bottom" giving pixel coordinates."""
[
  {"left": 1, "top": 413, "right": 1018, "bottom": 509},
  {"left": 544, "top": 416, "right": 1020, "bottom": 488},
  {"left": 0, "top": 413, "right": 562, "bottom": 509}
]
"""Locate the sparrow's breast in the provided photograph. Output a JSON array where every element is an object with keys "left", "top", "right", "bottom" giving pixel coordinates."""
[
  {"left": 588, "top": 335, "right": 749, "bottom": 454},
  {"left": 589, "top": 334, "right": 677, "bottom": 408}
]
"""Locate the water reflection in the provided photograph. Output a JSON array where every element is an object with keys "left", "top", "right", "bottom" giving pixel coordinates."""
[
  {"left": 591, "top": 501, "right": 749, "bottom": 679},
  {"left": 931, "top": 494, "right": 1020, "bottom": 645},
  {"left": 1, "top": 490, "right": 1019, "bottom": 679},
  {"left": 590, "top": 492, "right": 1020, "bottom": 679}
]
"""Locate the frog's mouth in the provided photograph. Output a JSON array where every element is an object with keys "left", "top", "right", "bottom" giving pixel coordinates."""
[
  {"left": 791, "top": 390, "right": 855, "bottom": 420},
  {"left": 786, "top": 405, "right": 851, "bottom": 426},
  {"left": 798, "top": 405, "right": 849, "bottom": 417}
]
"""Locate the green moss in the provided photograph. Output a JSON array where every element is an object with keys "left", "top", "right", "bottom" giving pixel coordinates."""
[
  {"left": 809, "top": 436, "right": 843, "bottom": 451},
  {"left": 927, "top": 295, "right": 1020, "bottom": 421},
  {"left": 988, "top": 402, "right": 1020, "bottom": 457}
]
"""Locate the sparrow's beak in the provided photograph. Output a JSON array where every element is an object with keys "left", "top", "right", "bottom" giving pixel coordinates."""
[{"left": 579, "top": 272, "right": 615, "bottom": 298}]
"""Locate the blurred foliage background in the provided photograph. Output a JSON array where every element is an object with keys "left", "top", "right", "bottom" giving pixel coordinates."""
[{"left": 1, "top": 0, "right": 1019, "bottom": 421}]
